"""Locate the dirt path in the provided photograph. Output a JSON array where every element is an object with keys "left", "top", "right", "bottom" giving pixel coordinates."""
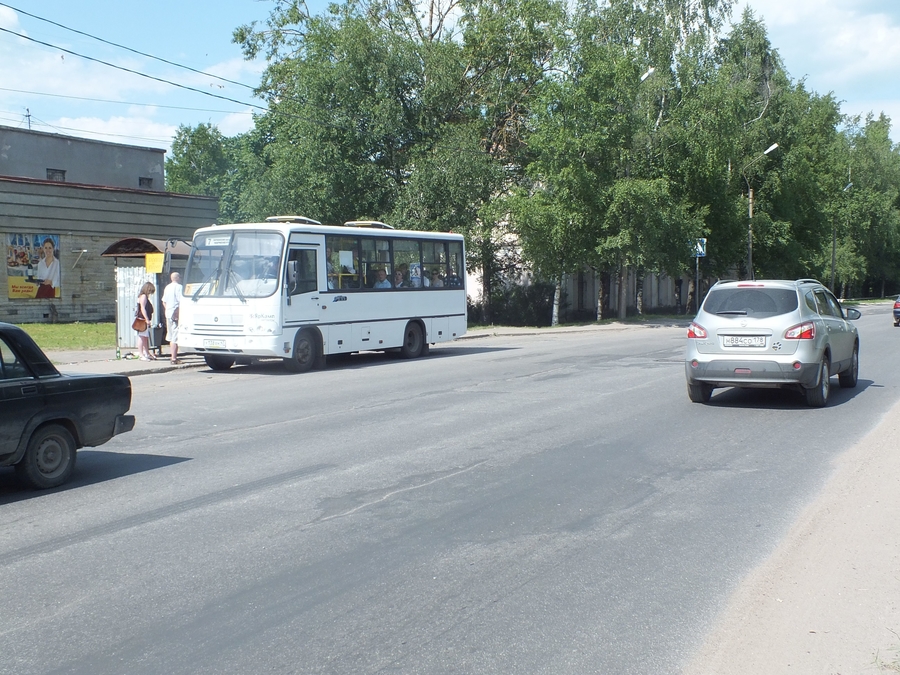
[{"left": 683, "top": 399, "right": 900, "bottom": 674}]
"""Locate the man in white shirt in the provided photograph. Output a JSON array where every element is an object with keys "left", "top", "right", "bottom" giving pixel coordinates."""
[{"left": 162, "top": 272, "right": 184, "bottom": 364}]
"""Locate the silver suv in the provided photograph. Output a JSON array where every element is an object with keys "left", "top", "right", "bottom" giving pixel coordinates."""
[{"left": 685, "top": 279, "right": 860, "bottom": 407}]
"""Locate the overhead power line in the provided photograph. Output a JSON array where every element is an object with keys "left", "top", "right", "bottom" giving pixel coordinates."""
[
  {"left": 0, "top": 2, "right": 256, "bottom": 92},
  {"left": 0, "top": 26, "right": 268, "bottom": 112},
  {"left": 0, "top": 86, "right": 252, "bottom": 115},
  {"left": 0, "top": 8, "right": 369, "bottom": 136},
  {"left": 0, "top": 111, "right": 171, "bottom": 144}
]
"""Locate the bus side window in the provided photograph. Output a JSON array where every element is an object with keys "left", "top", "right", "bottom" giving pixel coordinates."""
[
  {"left": 325, "top": 234, "right": 361, "bottom": 290},
  {"left": 287, "top": 249, "right": 318, "bottom": 295}
]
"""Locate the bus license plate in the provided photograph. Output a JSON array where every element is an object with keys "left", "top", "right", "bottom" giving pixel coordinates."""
[
  {"left": 723, "top": 335, "right": 765, "bottom": 348},
  {"left": 204, "top": 339, "right": 226, "bottom": 349}
]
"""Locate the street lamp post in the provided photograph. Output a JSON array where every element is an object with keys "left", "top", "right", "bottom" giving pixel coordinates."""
[
  {"left": 741, "top": 143, "right": 779, "bottom": 280},
  {"left": 830, "top": 180, "right": 852, "bottom": 293},
  {"left": 615, "top": 65, "right": 657, "bottom": 321}
]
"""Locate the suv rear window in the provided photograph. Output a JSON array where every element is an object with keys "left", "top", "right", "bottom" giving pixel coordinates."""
[{"left": 703, "top": 287, "right": 799, "bottom": 318}]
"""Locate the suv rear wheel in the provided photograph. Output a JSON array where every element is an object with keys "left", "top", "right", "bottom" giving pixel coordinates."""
[
  {"left": 687, "top": 382, "right": 713, "bottom": 403},
  {"left": 804, "top": 356, "right": 830, "bottom": 407}
]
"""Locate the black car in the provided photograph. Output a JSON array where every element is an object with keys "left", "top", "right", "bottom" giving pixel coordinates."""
[{"left": 0, "top": 323, "right": 135, "bottom": 489}]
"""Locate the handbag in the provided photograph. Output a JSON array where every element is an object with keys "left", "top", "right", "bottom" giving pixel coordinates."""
[{"left": 132, "top": 317, "right": 148, "bottom": 332}]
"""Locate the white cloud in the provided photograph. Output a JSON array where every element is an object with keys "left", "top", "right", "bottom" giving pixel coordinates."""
[
  {"left": 0, "top": 6, "right": 20, "bottom": 30},
  {"left": 42, "top": 116, "right": 175, "bottom": 151},
  {"left": 0, "top": 3, "right": 269, "bottom": 166},
  {"left": 217, "top": 109, "right": 256, "bottom": 136},
  {"left": 734, "top": 1, "right": 900, "bottom": 135}
]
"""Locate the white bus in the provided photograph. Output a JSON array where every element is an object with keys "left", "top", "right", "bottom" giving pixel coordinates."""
[{"left": 178, "top": 217, "right": 467, "bottom": 372}]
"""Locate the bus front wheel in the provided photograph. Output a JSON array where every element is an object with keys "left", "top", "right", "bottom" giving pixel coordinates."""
[
  {"left": 400, "top": 322, "right": 424, "bottom": 359},
  {"left": 285, "top": 330, "right": 317, "bottom": 373},
  {"left": 205, "top": 354, "right": 235, "bottom": 371}
]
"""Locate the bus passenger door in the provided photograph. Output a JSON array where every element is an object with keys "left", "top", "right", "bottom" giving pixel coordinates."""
[{"left": 284, "top": 247, "right": 321, "bottom": 326}]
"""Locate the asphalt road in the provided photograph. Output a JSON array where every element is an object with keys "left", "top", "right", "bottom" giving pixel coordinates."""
[{"left": 1, "top": 305, "right": 897, "bottom": 674}]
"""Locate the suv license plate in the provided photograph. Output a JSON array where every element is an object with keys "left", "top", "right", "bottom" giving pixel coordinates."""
[
  {"left": 723, "top": 335, "right": 765, "bottom": 348},
  {"left": 203, "top": 339, "right": 226, "bottom": 349}
]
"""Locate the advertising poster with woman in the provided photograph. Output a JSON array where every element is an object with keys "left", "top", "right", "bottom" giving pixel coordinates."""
[{"left": 6, "top": 234, "right": 61, "bottom": 299}]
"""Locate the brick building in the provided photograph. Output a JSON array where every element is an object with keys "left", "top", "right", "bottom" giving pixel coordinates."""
[{"left": 0, "top": 125, "right": 217, "bottom": 324}]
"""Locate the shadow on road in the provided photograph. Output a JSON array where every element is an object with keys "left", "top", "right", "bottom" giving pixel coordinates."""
[
  {"left": 195, "top": 345, "right": 517, "bottom": 375},
  {"left": 0, "top": 451, "right": 191, "bottom": 503},
  {"left": 699, "top": 378, "right": 874, "bottom": 410}
]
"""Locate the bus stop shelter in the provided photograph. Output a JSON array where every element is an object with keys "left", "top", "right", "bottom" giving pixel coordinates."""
[{"left": 101, "top": 238, "right": 191, "bottom": 354}]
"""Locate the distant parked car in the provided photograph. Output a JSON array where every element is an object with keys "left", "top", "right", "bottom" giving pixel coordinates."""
[
  {"left": 893, "top": 296, "right": 900, "bottom": 326},
  {"left": 685, "top": 279, "right": 860, "bottom": 407},
  {"left": 0, "top": 323, "right": 135, "bottom": 488}
]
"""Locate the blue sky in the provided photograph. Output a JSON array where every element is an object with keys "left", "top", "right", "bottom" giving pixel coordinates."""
[{"left": 0, "top": 0, "right": 898, "bottom": 154}]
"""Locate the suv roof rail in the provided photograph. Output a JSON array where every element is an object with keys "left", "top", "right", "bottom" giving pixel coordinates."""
[
  {"left": 265, "top": 215, "right": 322, "bottom": 225},
  {"left": 343, "top": 220, "right": 394, "bottom": 229},
  {"left": 796, "top": 278, "right": 821, "bottom": 285}
]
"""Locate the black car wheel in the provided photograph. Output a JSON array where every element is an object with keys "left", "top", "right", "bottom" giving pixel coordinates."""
[
  {"left": 804, "top": 356, "right": 830, "bottom": 408},
  {"left": 16, "top": 424, "right": 77, "bottom": 489}
]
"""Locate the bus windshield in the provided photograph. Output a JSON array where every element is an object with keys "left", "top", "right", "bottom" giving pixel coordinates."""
[{"left": 184, "top": 231, "right": 284, "bottom": 299}]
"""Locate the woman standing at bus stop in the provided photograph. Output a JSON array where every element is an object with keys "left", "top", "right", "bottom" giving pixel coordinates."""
[{"left": 135, "top": 282, "right": 156, "bottom": 361}]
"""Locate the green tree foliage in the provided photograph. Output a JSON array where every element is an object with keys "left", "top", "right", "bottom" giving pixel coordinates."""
[
  {"left": 838, "top": 115, "right": 900, "bottom": 296},
  {"left": 165, "top": 123, "right": 230, "bottom": 196},
  {"left": 166, "top": 0, "right": 900, "bottom": 321}
]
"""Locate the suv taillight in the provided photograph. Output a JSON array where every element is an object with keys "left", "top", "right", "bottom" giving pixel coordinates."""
[
  {"left": 894, "top": 300, "right": 900, "bottom": 310},
  {"left": 785, "top": 321, "right": 815, "bottom": 340},
  {"left": 687, "top": 322, "right": 707, "bottom": 339}
]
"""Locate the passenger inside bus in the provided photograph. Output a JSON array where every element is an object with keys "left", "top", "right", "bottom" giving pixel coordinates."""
[
  {"left": 445, "top": 266, "right": 462, "bottom": 287},
  {"left": 373, "top": 268, "right": 391, "bottom": 289},
  {"left": 393, "top": 270, "right": 410, "bottom": 288}
]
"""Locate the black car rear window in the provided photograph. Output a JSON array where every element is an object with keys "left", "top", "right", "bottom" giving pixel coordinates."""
[
  {"left": 3, "top": 328, "right": 59, "bottom": 377},
  {"left": 703, "top": 287, "right": 799, "bottom": 317}
]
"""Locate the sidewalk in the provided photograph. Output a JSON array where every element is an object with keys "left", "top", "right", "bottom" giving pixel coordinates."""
[
  {"left": 46, "top": 320, "right": 686, "bottom": 376},
  {"left": 48, "top": 348, "right": 207, "bottom": 376}
]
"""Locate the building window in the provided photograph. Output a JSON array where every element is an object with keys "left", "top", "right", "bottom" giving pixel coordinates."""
[
  {"left": 46, "top": 168, "right": 66, "bottom": 182},
  {"left": 139, "top": 176, "right": 153, "bottom": 189}
]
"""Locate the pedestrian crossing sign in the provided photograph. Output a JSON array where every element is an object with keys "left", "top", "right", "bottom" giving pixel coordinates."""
[{"left": 694, "top": 238, "right": 707, "bottom": 258}]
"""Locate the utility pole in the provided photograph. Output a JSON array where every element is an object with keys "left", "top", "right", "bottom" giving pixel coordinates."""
[{"left": 741, "top": 143, "right": 779, "bottom": 281}]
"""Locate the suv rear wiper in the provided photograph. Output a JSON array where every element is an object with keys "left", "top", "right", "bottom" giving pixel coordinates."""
[{"left": 716, "top": 310, "right": 748, "bottom": 315}]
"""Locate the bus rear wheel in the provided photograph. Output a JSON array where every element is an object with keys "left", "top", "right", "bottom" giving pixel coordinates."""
[
  {"left": 400, "top": 321, "right": 424, "bottom": 359},
  {"left": 285, "top": 329, "right": 317, "bottom": 373},
  {"left": 205, "top": 354, "right": 235, "bottom": 371}
]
